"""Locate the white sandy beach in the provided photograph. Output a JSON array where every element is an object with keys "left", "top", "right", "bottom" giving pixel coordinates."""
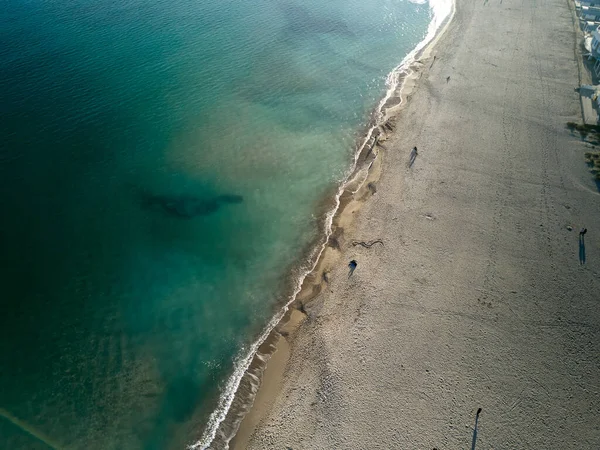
[{"left": 232, "top": 0, "right": 600, "bottom": 448}]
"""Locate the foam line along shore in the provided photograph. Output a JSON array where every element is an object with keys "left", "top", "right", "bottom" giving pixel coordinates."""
[
  {"left": 241, "top": 0, "right": 600, "bottom": 447},
  {"left": 191, "top": 1, "right": 456, "bottom": 448}
]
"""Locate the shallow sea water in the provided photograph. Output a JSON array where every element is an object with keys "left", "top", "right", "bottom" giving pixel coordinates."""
[{"left": 0, "top": 0, "right": 432, "bottom": 448}]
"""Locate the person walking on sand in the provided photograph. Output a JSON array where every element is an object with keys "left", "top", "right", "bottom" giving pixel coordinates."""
[
  {"left": 348, "top": 259, "right": 357, "bottom": 278},
  {"left": 579, "top": 228, "right": 587, "bottom": 265},
  {"left": 409, "top": 146, "right": 418, "bottom": 167}
]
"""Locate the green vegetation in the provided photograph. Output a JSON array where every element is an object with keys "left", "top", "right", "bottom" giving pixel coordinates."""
[
  {"left": 584, "top": 151, "right": 600, "bottom": 179},
  {"left": 567, "top": 122, "right": 600, "bottom": 142},
  {"left": 567, "top": 122, "right": 600, "bottom": 133}
]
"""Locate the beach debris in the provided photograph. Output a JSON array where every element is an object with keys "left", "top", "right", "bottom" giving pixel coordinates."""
[
  {"left": 365, "top": 135, "right": 379, "bottom": 158},
  {"left": 567, "top": 225, "right": 573, "bottom": 231},
  {"left": 298, "top": 301, "right": 307, "bottom": 314},
  {"left": 429, "top": 55, "right": 437, "bottom": 70},
  {"left": 351, "top": 239, "right": 383, "bottom": 248},
  {"left": 322, "top": 271, "right": 330, "bottom": 283},
  {"left": 423, "top": 213, "right": 436, "bottom": 220},
  {"left": 446, "top": 75, "right": 451, "bottom": 83},
  {"left": 348, "top": 259, "right": 358, "bottom": 277},
  {"left": 367, "top": 182, "right": 377, "bottom": 194},
  {"left": 328, "top": 236, "right": 341, "bottom": 250},
  {"left": 328, "top": 228, "right": 345, "bottom": 250}
]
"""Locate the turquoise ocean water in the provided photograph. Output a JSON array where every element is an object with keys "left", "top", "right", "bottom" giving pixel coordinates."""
[{"left": 0, "top": 0, "right": 443, "bottom": 448}]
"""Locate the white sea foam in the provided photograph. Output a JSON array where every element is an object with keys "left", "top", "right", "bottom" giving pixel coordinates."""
[{"left": 189, "top": 0, "right": 455, "bottom": 448}]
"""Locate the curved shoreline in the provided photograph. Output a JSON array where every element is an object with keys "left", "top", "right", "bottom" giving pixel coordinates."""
[
  {"left": 229, "top": 0, "right": 600, "bottom": 447},
  {"left": 189, "top": 1, "right": 455, "bottom": 448}
]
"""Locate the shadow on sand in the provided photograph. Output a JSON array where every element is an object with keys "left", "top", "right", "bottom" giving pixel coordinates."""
[
  {"left": 408, "top": 148, "right": 418, "bottom": 168},
  {"left": 471, "top": 408, "right": 482, "bottom": 450},
  {"left": 579, "top": 235, "right": 586, "bottom": 265}
]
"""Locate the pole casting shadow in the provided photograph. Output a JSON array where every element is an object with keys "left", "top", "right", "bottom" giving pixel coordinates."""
[{"left": 471, "top": 407, "right": 482, "bottom": 450}]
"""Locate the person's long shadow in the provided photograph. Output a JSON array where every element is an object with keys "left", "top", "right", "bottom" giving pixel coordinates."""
[
  {"left": 408, "top": 150, "right": 417, "bottom": 168},
  {"left": 579, "top": 235, "right": 586, "bottom": 264},
  {"left": 471, "top": 408, "right": 482, "bottom": 450}
]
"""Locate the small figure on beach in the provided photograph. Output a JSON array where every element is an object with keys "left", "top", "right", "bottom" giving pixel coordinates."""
[
  {"left": 579, "top": 228, "right": 587, "bottom": 265},
  {"left": 348, "top": 259, "right": 358, "bottom": 278},
  {"left": 471, "top": 407, "right": 482, "bottom": 450},
  {"left": 409, "top": 146, "right": 418, "bottom": 168},
  {"left": 446, "top": 75, "right": 451, "bottom": 83}
]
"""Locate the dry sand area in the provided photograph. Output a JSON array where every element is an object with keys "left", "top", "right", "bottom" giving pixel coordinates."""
[{"left": 235, "top": 0, "right": 600, "bottom": 448}]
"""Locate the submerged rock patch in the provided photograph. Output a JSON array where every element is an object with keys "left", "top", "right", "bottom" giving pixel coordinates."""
[{"left": 141, "top": 192, "right": 243, "bottom": 218}]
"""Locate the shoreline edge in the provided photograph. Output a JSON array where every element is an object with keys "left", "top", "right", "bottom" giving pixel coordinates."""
[{"left": 190, "top": 1, "right": 456, "bottom": 448}]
